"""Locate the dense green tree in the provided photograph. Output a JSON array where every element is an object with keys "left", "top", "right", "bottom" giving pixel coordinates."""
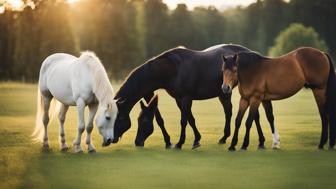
[
  {"left": 289, "top": 0, "right": 336, "bottom": 58},
  {"left": 168, "top": 4, "right": 196, "bottom": 48},
  {"left": 143, "top": 0, "right": 170, "bottom": 57},
  {"left": 268, "top": 23, "right": 328, "bottom": 57},
  {"left": 1, "top": 0, "right": 336, "bottom": 81},
  {"left": 192, "top": 6, "right": 226, "bottom": 50},
  {"left": 0, "top": 11, "right": 15, "bottom": 79},
  {"left": 221, "top": 7, "right": 246, "bottom": 46},
  {"left": 14, "top": 0, "right": 77, "bottom": 81},
  {"left": 76, "top": 0, "right": 142, "bottom": 78}
]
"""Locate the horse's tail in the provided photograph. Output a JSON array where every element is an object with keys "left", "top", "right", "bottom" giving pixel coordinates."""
[
  {"left": 325, "top": 53, "right": 336, "bottom": 145},
  {"left": 32, "top": 87, "right": 61, "bottom": 142}
]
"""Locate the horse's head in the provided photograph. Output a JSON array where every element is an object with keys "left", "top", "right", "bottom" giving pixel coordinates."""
[
  {"left": 96, "top": 100, "right": 118, "bottom": 147},
  {"left": 112, "top": 98, "right": 131, "bottom": 143},
  {"left": 135, "top": 95, "right": 158, "bottom": 147},
  {"left": 222, "top": 54, "right": 239, "bottom": 94}
]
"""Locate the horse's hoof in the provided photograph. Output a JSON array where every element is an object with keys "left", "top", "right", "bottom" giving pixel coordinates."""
[
  {"left": 218, "top": 138, "right": 226, "bottom": 145},
  {"left": 60, "top": 147, "right": 69, "bottom": 152},
  {"left": 74, "top": 149, "right": 83, "bottom": 153},
  {"left": 228, "top": 146, "right": 236, "bottom": 151},
  {"left": 174, "top": 144, "right": 182, "bottom": 150},
  {"left": 258, "top": 145, "right": 266, "bottom": 150},
  {"left": 41, "top": 146, "right": 50, "bottom": 152},
  {"left": 272, "top": 145, "right": 280, "bottom": 150},
  {"left": 165, "top": 144, "right": 173, "bottom": 149},
  {"left": 240, "top": 147, "right": 247, "bottom": 151},
  {"left": 135, "top": 142, "right": 144, "bottom": 147},
  {"left": 328, "top": 146, "right": 335, "bottom": 151},
  {"left": 318, "top": 146, "right": 324, "bottom": 150},
  {"left": 192, "top": 143, "right": 201, "bottom": 150},
  {"left": 88, "top": 149, "right": 96, "bottom": 153},
  {"left": 73, "top": 145, "right": 83, "bottom": 153}
]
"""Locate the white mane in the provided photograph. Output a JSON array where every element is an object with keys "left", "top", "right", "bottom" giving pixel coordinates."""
[{"left": 78, "top": 51, "right": 114, "bottom": 104}]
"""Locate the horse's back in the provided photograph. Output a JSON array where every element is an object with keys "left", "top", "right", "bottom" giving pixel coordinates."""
[
  {"left": 39, "top": 53, "right": 79, "bottom": 104},
  {"left": 40, "top": 53, "right": 77, "bottom": 76},
  {"left": 163, "top": 44, "right": 251, "bottom": 99}
]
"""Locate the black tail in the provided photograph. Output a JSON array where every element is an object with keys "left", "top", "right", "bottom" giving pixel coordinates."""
[{"left": 325, "top": 53, "right": 336, "bottom": 148}]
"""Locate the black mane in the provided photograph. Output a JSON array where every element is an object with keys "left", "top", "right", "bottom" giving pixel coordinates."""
[
  {"left": 114, "top": 63, "right": 151, "bottom": 100},
  {"left": 114, "top": 47, "right": 185, "bottom": 100},
  {"left": 237, "top": 51, "right": 270, "bottom": 67}
]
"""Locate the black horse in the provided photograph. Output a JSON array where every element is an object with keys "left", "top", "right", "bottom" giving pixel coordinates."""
[{"left": 112, "top": 44, "right": 276, "bottom": 149}]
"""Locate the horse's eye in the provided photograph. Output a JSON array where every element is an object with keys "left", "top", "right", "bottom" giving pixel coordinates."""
[{"left": 106, "top": 116, "right": 111, "bottom": 120}]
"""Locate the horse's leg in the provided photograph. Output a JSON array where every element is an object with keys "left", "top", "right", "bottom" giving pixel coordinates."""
[
  {"left": 312, "top": 88, "right": 328, "bottom": 149},
  {"left": 241, "top": 97, "right": 262, "bottom": 150},
  {"left": 228, "top": 97, "right": 249, "bottom": 151},
  {"left": 86, "top": 103, "right": 98, "bottom": 153},
  {"left": 218, "top": 93, "right": 232, "bottom": 144},
  {"left": 262, "top": 100, "right": 280, "bottom": 149},
  {"left": 328, "top": 105, "right": 336, "bottom": 149},
  {"left": 58, "top": 103, "right": 69, "bottom": 151},
  {"left": 175, "top": 99, "right": 188, "bottom": 149},
  {"left": 184, "top": 102, "right": 201, "bottom": 149},
  {"left": 154, "top": 109, "right": 172, "bottom": 148},
  {"left": 73, "top": 98, "right": 86, "bottom": 153},
  {"left": 144, "top": 93, "right": 172, "bottom": 148},
  {"left": 42, "top": 96, "right": 52, "bottom": 150},
  {"left": 253, "top": 110, "right": 266, "bottom": 149}
]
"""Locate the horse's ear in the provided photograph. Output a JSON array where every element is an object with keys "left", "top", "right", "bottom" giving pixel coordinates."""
[
  {"left": 233, "top": 54, "right": 239, "bottom": 65},
  {"left": 116, "top": 97, "right": 127, "bottom": 108},
  {"left": 148, "top": 95, "right": 158, "bottom": 112},
  {"left": 222, "top": 54, "right": 227, "bottom": 62},
  {"left": 140, "top": 100, "right": 147, "bottom": 110}
]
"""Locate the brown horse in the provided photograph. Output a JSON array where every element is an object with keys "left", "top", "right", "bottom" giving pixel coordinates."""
[{"left": 221, "top": 47, "right": 336, "bottom": 151}]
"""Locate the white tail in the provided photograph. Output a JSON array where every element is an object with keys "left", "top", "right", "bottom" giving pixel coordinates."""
[{"left": 32, "top": 88, "right": 61, "bottom": 142}]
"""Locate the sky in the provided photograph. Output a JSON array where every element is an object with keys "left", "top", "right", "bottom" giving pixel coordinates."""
[
  {"left": 162, "top": 0, "right": 257, "bottom": 10},
  {"left": 0, "top": 0, "right": 257, "bottom": 13}
]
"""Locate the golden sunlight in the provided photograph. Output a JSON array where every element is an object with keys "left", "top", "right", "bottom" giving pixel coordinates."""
[
  {"left": 6, "top": 0, "right": 24, "bottom": 10},
  {"left": 67, "top": 0, "right": 80, "bottom": 4},
  {"left": 0, "top": 6, "right": 4, "bottom": 14}
]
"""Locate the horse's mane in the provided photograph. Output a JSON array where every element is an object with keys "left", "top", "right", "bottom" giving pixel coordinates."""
[
  {"left": 114, "top": 62, "right": 151, "bottom": 100},
  {"left": 148, "top": 46, "right": 186, "bottom": 64},
  {"left": 237, "top": 51, "right": 270, "bottom": 67},
  {"left": 115, "top": 46, "right": 186, "bottom": 100},
  {"left": 78, "top": 51, "right": 115, "bottom": 104}
]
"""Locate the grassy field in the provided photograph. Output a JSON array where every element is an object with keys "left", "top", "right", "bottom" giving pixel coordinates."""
[{"left": 0, "top": 82, "right": 335, "bottom": 189}]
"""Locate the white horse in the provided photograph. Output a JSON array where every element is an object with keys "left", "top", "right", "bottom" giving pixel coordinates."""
[{"left": 33, "top": 52, "right": 118, "bottom": 153}]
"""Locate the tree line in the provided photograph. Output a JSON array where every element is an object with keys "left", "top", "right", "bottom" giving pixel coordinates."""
[{"left": 0, "top": 0, "right": 335, "bottom": 81}]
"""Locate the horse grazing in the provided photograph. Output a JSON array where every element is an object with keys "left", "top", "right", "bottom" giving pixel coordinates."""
[
  {"left": 221, "top": 47, "right": 336, "bottom": 151},
  {"left": 33, "top": 52, "right": 118, "bottom": 153},
  {"left": 136, "top": 95, "right": 159, "bottom": 143},
  {"left": 113, "top": 44, "right": 278, "bottom": 150}
]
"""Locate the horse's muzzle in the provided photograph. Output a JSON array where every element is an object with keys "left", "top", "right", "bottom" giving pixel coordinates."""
[
  {"left": 221, "top": 84, "right": 232, "bottom": 94},
  {"left": 102, "top": 138, "right": 112, "bottom": 147},
  {"left": 112, "top": 138, "right": 119, "bottom": 143}
]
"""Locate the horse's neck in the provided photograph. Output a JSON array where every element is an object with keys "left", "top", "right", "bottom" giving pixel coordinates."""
[
  {"left": 92, "top": 70, "right": 114, "bottom": 105},
  {"left": 115, "top": 72, "right": 159, "bottom": 113},
  {"left": 118, "top": 84, "right": 158, "bottom": 114}
]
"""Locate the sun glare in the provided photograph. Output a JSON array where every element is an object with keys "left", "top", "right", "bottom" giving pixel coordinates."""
[
  {"left": 0, "top": 6, "right": 5, "bottom": 14},
  {"left": 67, "top": 0, "right": 80, "bottom": 4},
  {"left": 6, "top": 0, "right": 24, "bottom": 10}
]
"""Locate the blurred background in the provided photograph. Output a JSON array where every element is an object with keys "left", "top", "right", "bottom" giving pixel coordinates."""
[{"left": 0, "top": 0, "right": 335, "bottom": 81}]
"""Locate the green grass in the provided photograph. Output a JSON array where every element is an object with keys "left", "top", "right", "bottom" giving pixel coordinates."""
[{"left": 0, "top": 82, "right": 335, "bottom": 189}]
